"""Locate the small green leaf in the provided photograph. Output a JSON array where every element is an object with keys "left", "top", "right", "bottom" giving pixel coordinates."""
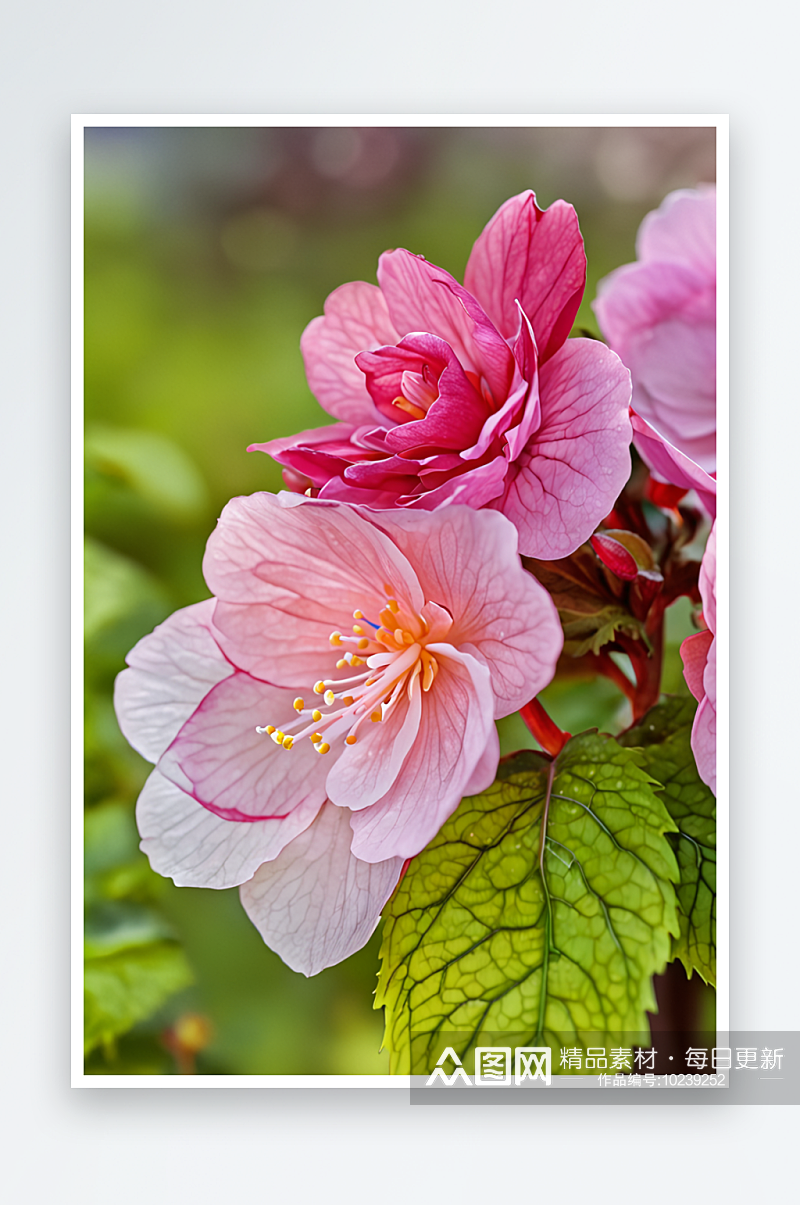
[
  {"left": 85, "top": 424, "right": 210, "bottom": 523},
  {"left": 84, "top": 941, "right": 194, "bottom": 1055},
  {"left": 620, "top": 697, "right": 716, "bottom": 985},
  {"left": 84, "top": 536, "right": 170, "bottom": 653},
  {"left": 377, "top": 733, "right": 680, "bottom": 1074}
]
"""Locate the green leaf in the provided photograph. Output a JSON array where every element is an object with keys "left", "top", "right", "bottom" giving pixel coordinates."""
[
  {"left": 84, "top": 536, "right": 171, "bottom": 662},
  {"left": 85, "top": 424, "right": 210, "bottom": 523},
  {"left": 84, "top": 941, "right": 193, "bottom": 1056},
  {"left": 377, "top": 733, "right": 680, "bottom": 1074},
  {"left": 619, "top": 697, "right": 716, "bottom": 985}
]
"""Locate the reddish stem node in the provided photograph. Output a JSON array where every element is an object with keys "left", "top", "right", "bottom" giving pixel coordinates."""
[{"left": 520, "top": 697, "right": 571, "bottom": 758}]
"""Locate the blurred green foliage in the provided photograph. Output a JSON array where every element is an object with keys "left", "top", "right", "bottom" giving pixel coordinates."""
[{"left": 83, "top": 126, "right": 715, "bottom": 1074}]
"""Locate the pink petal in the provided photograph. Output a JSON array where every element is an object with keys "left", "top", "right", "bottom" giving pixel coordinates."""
[
  {"left": 203, "top": 492, "right": 424, "bottom": 685},
  {"left": 377, "top": 249, "right": 513, "bottom": 403},
  {"left": 699, "top": 522, "right": 716, "bottom": 634},
  {"left": 324, "top": 678, "right": 422, "bottom": 811},
  {"left": 680, "top": 629, "right": 713, "bottom": 703},
  {"left": 114, "top": 600, "right": 233, "bottom": 765},
  {"left": 379, "top": 339, "right": 489, "bottom": 454},
  {"left": 158, "top": 671, "right": 329, "bottom": 841},
  {"left": 630, "top": 411, "right": 717, "bottom": 519},
  {"left": 348, "top": 647, "right": 494, "bottom": 862},
  {"left": 462, "top": 722, "right": 500, "bottom": 796},
  {"left": 239, "top": 802, "right": 403, "bottom": 976},
  {"left": 369, "top": 506, "right": 562, "bottom": 716},
  {"left": 136, "top": 770, "right": 311, "bottom": 889},
  {"left": 300, "top": 281, "right": 399, "bottom": 423},
  {"left": 692, "top": 637, "right": 716, "bottom": 794},
  {"left": 248, "top": 423, "right": 374, "bottom": 489},
  {"left": 498, "top": 339, "right": 632, "bottom": 558},
  {"left": 637, "top": 185, "right": 716, "bottom": 276},
  {"left": 464, "top": 190, "right": 586, "bottom": 362}
]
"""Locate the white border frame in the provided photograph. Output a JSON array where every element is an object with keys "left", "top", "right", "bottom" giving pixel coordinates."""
[{"left": 72, "top": 113, "right": 728, "bottom": 1088}]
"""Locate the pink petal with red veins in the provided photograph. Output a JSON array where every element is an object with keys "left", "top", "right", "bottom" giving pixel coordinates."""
[
  {"left": 408, "top": 455, "right": 509, "bottom": 510},
  {"left": 204, "top": 492, "right": 424, "bottom": 684},
  {"left": 498, "top": 339, "right": 632, "bottom": 559},
  {"left": 300, "top": 281, "right": 399, "bottom": 423},
  {"left": 680, "top": 629, "right": 713, "bottom": 702},
  {"left": 158, "top": 671, "right": 329, "bottom": 837},
  {"left": 114, "top": 600, "right": 233, "bottom": 765},
  {"left": 239, "top": 802, "right": 403, "bottom": 976},
  {"left": 465, "top": 191, "right": 586, "bottom": 363},
  {"left": 380, "top": 342, "right": 489, "bottom": 455},
  {"left": 348, "top": 646, "right": 494, "bottom": 862},
  {"left": 377, "top": 250, "right": 512, "bottom": 403},
  {"left": 369, "top": 506, "right": 562, "bottom": 716},
  {"left": 630, "top": 411, "right": 717, "bottom": 518},
  {"left": 637, "top": 186, "right": 716, "bottom": 276},
  {"left": 325, "top": 680, "right": 422, "bottom": 812},
  {"left": 692, "top": 637, "right": 716, "bottom": 794},
  {"left": 136, "top": 770, "right": 312, "bottom": 890},
  {"left": 249, "top": 423, "right": 374, "bottom": 488}
]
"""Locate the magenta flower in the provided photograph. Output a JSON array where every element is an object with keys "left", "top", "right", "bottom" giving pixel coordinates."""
[
  {"left": 253, "top": 191, "right": 632, "bottom": 560},
  {"left": 114, "top": 495, "right": 562, "bottom": 974},
  {"left": 593, "top": 186, "right": 716, "bottom": 474},
  {"left": 680, "top": 522, "right": 716, "bottom": 793}
]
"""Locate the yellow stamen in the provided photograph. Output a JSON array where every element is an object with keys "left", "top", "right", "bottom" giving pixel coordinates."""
[
  {"left": 265, "top": 725, "right": 276, "bottom": 735},
  {"left": 392, "top": 395, "right": 426, "bottom": 421},
  {"left": 336, "top": 659, "right": 347, "bottom": 669},
  {"left": 357, "top": 638, "right": 369, "bottom": 650},
  {"left": 345, "top": 734, "right": 357, "bottom": 745},
  {"left": 353, "top": 610, "right": 364, "bottom": 620},
  {"left": 316, "top": 742, "right": 331, "bottom": 755},
  {"left": 324, "top": 689, "right": 335, "bottom": 706},
  {"left": 403, "top": 631, "right": 414, "bottom": 645},
  {"left": 352, "top": 624, "right": 365, "bottom": 636},
  {"left": 282, "top": 736, "right": 294, "bottom": 750},
  {"left": 271, "top": 730, "right": 284, "bottom": 744},
  {"left": 312, "top": 709, "right": 322, "bottom": 722},
  {"left": 329, "top": 632, "right": 342, "bottom": 646},
  {"left": 342, "top": 695, "right": 354, "bottom": 706},
  {"left": 371, "top": 710, "right": 382, "bottom": 723},
  {"left": 387, "top": 599, "right": 400, "bottom": 613},
  {"left": 313, "top": 681, "right": 325, "bottom": 694},
  {"left": 351, "top": 656, "right": 365, "bottom": 667},
  {"left": 293, "top": 697, "right": 304, "bottom": 712},
  {"left": 311, "top": 732, "right": 322, "bottom": 742}
]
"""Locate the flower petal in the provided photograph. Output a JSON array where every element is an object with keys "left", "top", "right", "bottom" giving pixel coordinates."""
[
  {"left": 464, "top": 191, "right": 586, "bottom": 361},
  {"left": 368, "top": 506, "right": 562, "bottom": 716},
  {"left": 680, "top": 629, "right": 713, "bottom": 703},
  {"left": 348, "top": 647, "right": 494, "bottom": 862},
  {"left": 462, "top": 722, "right": 500, "bottom": 796},
  {"left": 630, "top": 411, "right": 717, "bottom": 519},
  {"left": 136, "top": 769, "right": 310, "bottom": 889},
  {"left": 692, "top": 637, "right": 716, "bottom": 794},
  {"left": 158, "top": 671, "right": 328, "bottom": 844},
  {"left": 699, "top": 522, "right": 716, "bottom": 634},
  {"left": 204, "top": 492, "right": 424, "bottom": 685},
  {"left": 248, "top": 423, "right": 375, "bottom": 488},
  {"left": 498, "top": 338, "right": 632, "bottom": 558},
  {"left": 324, "top": 677, "right": 422, "bottom": 811},
  {"left": 637, "top": 185, "right": 716, "bottom": 275},
  {"left": 300, "top": 281, "right": 399, "bottom": 423},
  {"left": 239, "top": 802, "right": 403, "bottom": 976},
  {"left": 114, "top": 600, "right": 234, "bottom": 765}
]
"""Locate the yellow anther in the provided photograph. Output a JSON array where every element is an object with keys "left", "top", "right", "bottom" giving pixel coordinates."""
[
  {"left": 293, "top": 698, "right": 304, "bottom": 712},
  {"left": 265, "top": 725, "right": 276, "bottom": 735},
  {"left": 403, "top": 631, "right": 414, "bottom": 645},
  {"left": 329, "top": 632, "right": 342, "bottom": 646},
  {"left": 313, "top": 681, "right": 326, "bottom": 694},
  {"left": 357, "top": 638, "right": 369, "bottom": 650},
  {"left": 365, "top": 677, "right": 377, "bottom": 687},
  {"left": 387, "top": 599, "right": 400, "bottom": 613},
  {"left": 345, "top": 734, "right": 357, "bottom": 745},
  {"left": 353, "top": 610, "right": 364, "bottom": 620},
  {"left": 351, "top": 656, "right": 365, "bottom": 667},
  {"left": 392, "top": 395, "right": 426, "bottom": 421},
  {"left": 316, "top": 742, "right": 331, "bottom": 755},
  {"left": 282, "top": 735, "right": 294, "bottom": 750},
  {"left": 352, "top": 624, "right": 365, "bottom": 636},
  {"left": 336, "top": 659, "right": 347, "bottom": 669},
  {"left": 342, "top": 695, "right": 354, "bottom": 706},
  {"left": 271, "top": 730, "right": 284, "bottom": 744},
  {"left": 371, "top": 710, "right": 382, "bottom": 723},
  {"left": 324, "top": 689, "right": 335, "bottom": 706},
  {"left": 382, "top": 582, "right": 394, "bottom": 595},
  {"left": 311, "top": 732, "right": 322, "bottom": 742},
  {"left": 312, "top": 709, "right": 322, "bottom": 722}
]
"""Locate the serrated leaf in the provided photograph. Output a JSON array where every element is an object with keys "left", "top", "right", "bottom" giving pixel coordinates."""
[
  {"left": 377, "top": 733, "right": 680, "bottom": 1074},
  {"left": 620, "top": 697, "right": 716, "bottom": 985},
  {"left": 84, "top": 941, "right": 193, "bottom": 1055}
]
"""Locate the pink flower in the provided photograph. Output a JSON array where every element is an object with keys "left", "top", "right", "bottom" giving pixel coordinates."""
[
  {"left": 114, "top": 495, "right": 562, "bottom": 974},
  {"left": 630, "top": 410, "right": 716, "bottom": 520},
  {"left": 680, "top": 522, "right": 716, "bottom": 793},
  {"left": 593, "top": 186, "right": 716, "bottom": 474},
  {"left": 253, "top": 191, "right": 632, "bottom": 560}
]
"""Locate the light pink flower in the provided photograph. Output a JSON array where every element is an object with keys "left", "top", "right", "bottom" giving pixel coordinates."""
[
  {"left": 252, "top": 190, "right": 632, "bottom": 560},
  {"left": 594, "top": 186, "right": 716, "bottom": 474},
  {"left": 680, "top": 522, "right": 716, "bottom": 793},
  {"left": 114, "top": 494, "right": 562, "bottom": 974},
  {"left": 630, "top": 410, "right": 716, "bottom": 520}
]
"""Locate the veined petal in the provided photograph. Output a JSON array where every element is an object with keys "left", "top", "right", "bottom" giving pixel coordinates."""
[
  {"left": 114, "top": 600, "right": 233, "bottom": 765},
  {"left": 136, "top": 770, "right": 314, "bottom": 889},
  {"left": 325, "top": 679, "right": 423, "bottom": 811},
  {"left": 158, "top": 671, "right": 329, "bottom": 839},
  {"left": 498, "top": 339, "right": 632, "bottom": 558},
  {"left": 239, "top": 802, "right": 403, "bottom": 976},
  {"left": 368, "top": 506, "right": 562, "bottom": 715},
  {"left": 349, "top": 647, "right": 494, "bottom": 862},
  {"left": 301, "top": 281, "right": 399, "bottom": 423},
  {"left": 630, "top": 411, "right": 717, "bottom": 519},
  {"left": 248, "top": 423, "right": 375, "bottom": 488},
  {"left": 465, "top": 191, "right": 586, "bottom": 362},
  {"left": 203, "top": 492, "right": 425, "bottom": 684},
  {"left": 680, "top": 629, "right": 713, "bottom": 703}
]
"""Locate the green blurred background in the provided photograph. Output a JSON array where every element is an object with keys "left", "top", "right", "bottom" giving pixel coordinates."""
[{"left": 84, "top": 125, "right": 716, "bottom": 1075}]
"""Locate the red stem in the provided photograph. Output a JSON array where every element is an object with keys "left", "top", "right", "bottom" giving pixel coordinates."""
[{"left": 520, "top": 697, "right": 571, "bottom": 757}]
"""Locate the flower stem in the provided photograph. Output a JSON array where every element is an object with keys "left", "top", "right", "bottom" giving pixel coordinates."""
[{"left": 520, "top": 697, "right": 571, "bottom": 757}]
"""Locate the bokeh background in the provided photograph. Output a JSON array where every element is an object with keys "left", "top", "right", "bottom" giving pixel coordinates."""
[{"left": 84, "top": 124, "right": 716, "bottom": 1075}]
